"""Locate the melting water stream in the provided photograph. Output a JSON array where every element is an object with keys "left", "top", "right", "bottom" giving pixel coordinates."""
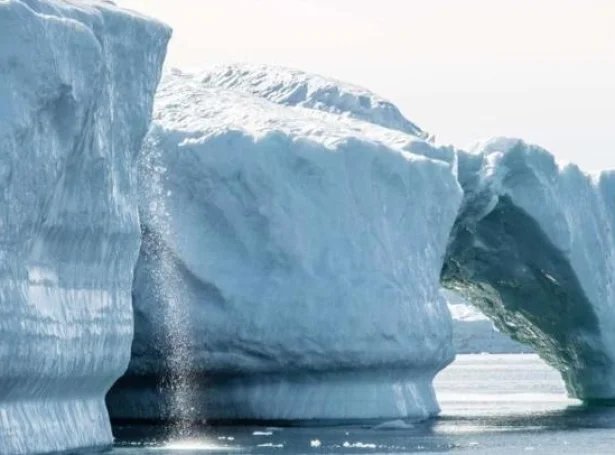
[{"left": 141, "top": 137, "right": 195, "bottom": 434}]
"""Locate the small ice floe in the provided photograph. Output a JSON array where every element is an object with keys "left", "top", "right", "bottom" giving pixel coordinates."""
[
  {"left": 252, "top": 431, "right": 273, "bottom": 436},
  {"left": 310, "top": 439, "right": 322, "bottom": 447},
  {"left": 343, "top": 442, "right": 377, "bottom": 449},
  {"left": 257, "top": 443, "right": 284, "bottom": 448}
]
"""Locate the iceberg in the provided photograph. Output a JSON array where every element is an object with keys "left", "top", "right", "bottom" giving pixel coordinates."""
[
  {"left": 443, "top": 138, "right": 615, "bottom": 400},
  {"left": 107, "top": 69, "right": 463, "bottom": 422},
  {"left": 0, "top": 1, "right": 170, "bottom": 453}
]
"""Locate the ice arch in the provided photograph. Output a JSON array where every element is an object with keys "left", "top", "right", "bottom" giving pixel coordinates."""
[{"left": 442, "top": 138, "right": 615, "bottom": 402}]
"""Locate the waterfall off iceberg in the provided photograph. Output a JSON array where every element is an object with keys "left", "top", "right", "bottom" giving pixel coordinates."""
[
  {"left": 0, "top": 1, "right": 170, "bottom": 453},
  {"left": 107, "top": 66, "right": 463, "bottom": 422}
]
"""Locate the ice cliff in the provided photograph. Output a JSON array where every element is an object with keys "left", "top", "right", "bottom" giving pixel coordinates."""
[
  {"left": 0, "top": 1, "right": 170, "bottom": 453},
  {"left": 443, "top": 138, "right": 615, "bottom": 401},
  {"left": 106, "top": 68, "right": 462, "bottom": 422}
]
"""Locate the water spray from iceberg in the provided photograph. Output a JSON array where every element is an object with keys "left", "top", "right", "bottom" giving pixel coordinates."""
[{"left": 140, "top": 136, "right": 195, "bottom": 434}]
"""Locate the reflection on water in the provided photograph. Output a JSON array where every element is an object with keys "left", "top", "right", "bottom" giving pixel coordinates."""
[
  {"left": 112, "top": 354, "right": 615, "bottom": 454},
  {"left": 158, "top": 440, "right": 238, "bottom": 452}
]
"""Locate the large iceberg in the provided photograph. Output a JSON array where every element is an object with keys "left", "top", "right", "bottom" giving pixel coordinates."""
[
  {"left": 0, "top": 1, "right": 170, "bottom": 453},
  {"left": 443, "top": 138, "right": 615, "bottom": 400},
  {"left": 107, "top": 68, "right": 462, "bottom": 422}
]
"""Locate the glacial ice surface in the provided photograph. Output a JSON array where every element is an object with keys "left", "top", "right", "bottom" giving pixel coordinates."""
[
  {"left": 107, "top": 69, "right": 463, "bottom": 422},
  {"left": 0, "top": 1, "right": 169, "bottom": 453},
  {"left": 443, "top": 138, "right": 615, "bottom": 400}
]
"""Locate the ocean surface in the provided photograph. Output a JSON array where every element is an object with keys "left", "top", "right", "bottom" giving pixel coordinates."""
[{"left": 112, "top": 354, "right": 615, "bottom": 454}]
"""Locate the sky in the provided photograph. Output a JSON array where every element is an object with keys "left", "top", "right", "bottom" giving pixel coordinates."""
[{"left": 118, "top": 0, "right": 615, "bottom": 170}]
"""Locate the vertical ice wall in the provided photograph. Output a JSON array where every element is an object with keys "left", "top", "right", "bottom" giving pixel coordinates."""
[{"left": 0, "top": 1, "right": 170, "bottom": 453}]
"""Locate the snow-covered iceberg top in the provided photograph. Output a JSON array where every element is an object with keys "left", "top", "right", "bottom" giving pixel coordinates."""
[
  {"left": 152, "top": 69, "right": 439, "bottom": 154},
  {"left": 107, "top": 69, "right": 463, "bottom": 422},
  {"left": 198, "top": 63, "right": 428, "bottom": 139},
  {"left": 0, "top": 1, "right": 170, "bottom": 453},
  {"left": 444, "top": 138, "right": 615, "bottom": 400}
]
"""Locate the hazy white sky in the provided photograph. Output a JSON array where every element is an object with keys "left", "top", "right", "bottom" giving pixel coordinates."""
[{"left": 119, "top": 0, "right": 615, "bottom": 170}]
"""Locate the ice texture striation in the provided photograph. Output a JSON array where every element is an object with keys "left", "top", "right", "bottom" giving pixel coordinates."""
[
  {"left": 106, "top": 69, "right": 462, "bottom": 422},
  {"left": 199, "top": 63, "right": 428, "bottom": 139},
  {"left": 443, "top": 138, "right": 615, "bottom": 400},
  {"left": 0, "top": 1, "right": 170, "bottom": 453}
]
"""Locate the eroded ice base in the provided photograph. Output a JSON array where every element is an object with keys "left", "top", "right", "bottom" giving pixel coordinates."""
[{"left": 108, "top": 370, "right": 440, "bottom": 423}]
